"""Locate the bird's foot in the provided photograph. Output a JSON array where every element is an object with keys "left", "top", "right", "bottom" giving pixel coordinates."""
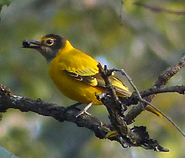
[{"left": 76, "top": 102, "right": 93, "bottom": 118}]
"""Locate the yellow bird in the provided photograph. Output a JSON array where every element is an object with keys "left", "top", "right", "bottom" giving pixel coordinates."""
[{"left": 22, "top": 34, "right": 161, "bottom": 116}]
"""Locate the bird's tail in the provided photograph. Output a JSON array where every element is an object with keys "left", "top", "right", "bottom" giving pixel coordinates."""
[{"left": 146, "top": 105, "right": 163, "bottom": 117}]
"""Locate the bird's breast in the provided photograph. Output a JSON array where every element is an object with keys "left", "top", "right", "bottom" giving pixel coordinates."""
[{"left": 48, "top": 55, "right": 103, "bottom": 105}]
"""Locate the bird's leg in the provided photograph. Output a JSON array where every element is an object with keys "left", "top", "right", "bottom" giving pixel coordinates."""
[{"left": 76, "top": 102, "right": 93, "bottom": 118}]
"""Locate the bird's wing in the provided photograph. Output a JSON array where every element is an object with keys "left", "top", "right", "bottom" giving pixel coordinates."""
[
  {"left": 59, "top": 48, "right": 131, "bottom": 97},
  {"left": 59, "top": 48, "right": 100, "bottom": 86},
  {"left": 63, "top": 69, "right": 99, "bottom": 86},
  {"left": 63, "top": 67, "right": 131, "bottom": 97},
  {"left": 95, "top": 74, "right": 132, "bottom": 97},
  {"left": 64, "top": 70, "right": 131, "bottom": 97}
]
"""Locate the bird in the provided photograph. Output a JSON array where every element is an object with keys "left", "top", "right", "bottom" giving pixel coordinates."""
[{"left": 22, "top": 34, "right": 162, "bottom": 117}]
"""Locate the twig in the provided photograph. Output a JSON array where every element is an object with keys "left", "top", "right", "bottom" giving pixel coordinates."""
[
  {"left": 154, "top": 54, "right": 185, "bottom": 87},
  {"left": 97, "top": 64, "right": 122, "bottom": 106},
  {"left": 140, "top": 86, "right": 185, "bottom": 97},
  {"left": 143, "top": 100, "right": 185, "bottom": 137},
  {"left": 120, "top": 0, "right": 124, "bottom": 25},
  {"left": 134, "top": 2, "right": 185, "bottom": 15}
]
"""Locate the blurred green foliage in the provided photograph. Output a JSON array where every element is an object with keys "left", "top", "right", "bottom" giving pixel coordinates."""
[
  {"left": 1, "top": 0, "right": 185, "bottom": 157},
  {"left": 0, "top": 0, "right": 12, "bottom": 9}
]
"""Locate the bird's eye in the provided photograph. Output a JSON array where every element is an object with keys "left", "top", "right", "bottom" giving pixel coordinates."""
[{"left": 45, "top": 39, "right": 54, "bottom": 46}]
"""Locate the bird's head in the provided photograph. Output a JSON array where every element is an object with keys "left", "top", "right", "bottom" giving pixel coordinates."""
[{"left": 22, "top": 34, "right": 66, "bottom": 63}]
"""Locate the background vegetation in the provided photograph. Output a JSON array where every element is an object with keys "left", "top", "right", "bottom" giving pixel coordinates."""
[{"left": 1, "top": 0, "right": 185, "bottom": 157}]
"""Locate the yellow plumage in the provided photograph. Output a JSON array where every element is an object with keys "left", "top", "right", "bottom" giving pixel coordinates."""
[
  {"left": 22, "top": 34, "right": 162, "bottom": 116},
  {"left": 49, "top": 40, "right": 131, "bottom": 104}
]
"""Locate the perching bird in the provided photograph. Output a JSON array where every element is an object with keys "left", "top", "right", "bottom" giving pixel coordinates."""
[{"left": 22, "top": 34, "right": 161, "bottom": 116}]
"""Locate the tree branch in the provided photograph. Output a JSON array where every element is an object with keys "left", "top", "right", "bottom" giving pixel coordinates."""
[
  {"left": 97, "top": 65, "right": 169, "bottom": 151},
  {"left": 1, "top": 55, "right": 185, "bottom": 152},
  {"left": 0, "top": 85, "right": 168, "bottom": 152},
  {"left": 0, "top": 85, "right": 111, "bottom": 139}
]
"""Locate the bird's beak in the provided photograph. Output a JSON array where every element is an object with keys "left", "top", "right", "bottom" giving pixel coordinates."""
[{"left": 22, "top": 40, "right": 41, "bottom": 49}]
